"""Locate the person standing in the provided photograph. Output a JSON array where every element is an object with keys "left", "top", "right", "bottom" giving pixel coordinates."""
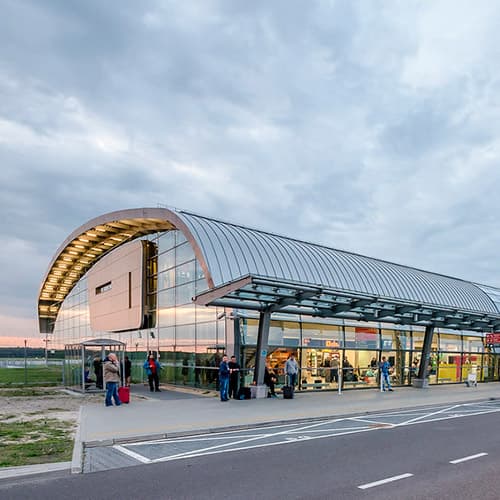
[
  {"left": 93, "top": 356, "right": 103, "bottom": 390},
  {"left": 380, "top": 356, "right": 394, "bottom": 391},
  {"left": 228, "top": 355, "right": 240, "bottom": 399},
  {"left": 331, "top": 355, "right": 339, "bottom": 383},
  {"left": 143, "top": 354, "right": 161, "bottom": 392},
  {"left": 285, "top": 353, "right": 299, "bottom": 390},
  {"left": 219, "top": 354, "right": 230, "bottom": 402},
  {"left": 264, "top": 362, "right": 278, "bottom": 398},
  {"left": 124, "top": 356, "right": 132, "bottom": 387},
  {"left": 103, "top": 353, "right": 121, "bottom": 407}
]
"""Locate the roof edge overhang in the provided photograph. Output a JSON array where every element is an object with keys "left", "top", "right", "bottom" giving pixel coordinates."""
[
  {"left": 194, "top": 275, "right": 500, "bottom": 333},
  {"left": 38, "top": 207, "right": 215, "bottom": 335}
]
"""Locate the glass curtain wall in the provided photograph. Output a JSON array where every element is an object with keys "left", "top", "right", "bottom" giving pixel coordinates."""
[{"left": 155, "top": 230, "right": 226, "bottom": 389}]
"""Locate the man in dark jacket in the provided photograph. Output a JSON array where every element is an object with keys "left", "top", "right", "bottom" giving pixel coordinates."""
[
  {"left": 228, "top": 355, "right": 240, "bottom": 399},
  {"left": 219, "top": 355, "right": 230, "bottom": 402}
]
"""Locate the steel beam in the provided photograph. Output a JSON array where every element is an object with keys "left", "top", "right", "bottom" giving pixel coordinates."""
[{"left": 254, "top": 310, "right": 271, "bottom": 386}]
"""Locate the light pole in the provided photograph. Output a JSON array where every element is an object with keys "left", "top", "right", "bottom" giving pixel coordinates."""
[
  {"left": 43, "top": 333, "right": 50, "bottom": 366},
  {"left": 24, "top": 339, "right": 27, "bottom": 385}
]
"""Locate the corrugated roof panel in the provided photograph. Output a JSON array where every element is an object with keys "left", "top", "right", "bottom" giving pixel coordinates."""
[{"left": 177, "top": 211, "right": 499, "bottom": 314}]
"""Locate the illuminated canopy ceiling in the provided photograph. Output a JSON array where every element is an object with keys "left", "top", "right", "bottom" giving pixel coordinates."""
[{"left": 38, "top": 209, "right": 185, "bottom": 334}]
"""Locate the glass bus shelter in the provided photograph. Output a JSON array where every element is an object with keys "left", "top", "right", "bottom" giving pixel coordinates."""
[{"left": 64, "top": 338, "right": 126, "bottom": 393}]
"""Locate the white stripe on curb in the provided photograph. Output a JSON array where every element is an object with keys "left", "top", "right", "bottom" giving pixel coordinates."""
[{"left": 358, "top": 473, "right": 414, "bottom": 490}]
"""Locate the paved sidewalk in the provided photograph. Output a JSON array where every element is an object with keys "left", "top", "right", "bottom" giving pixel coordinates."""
[{"left": 80, "top": 382, "right": 500, "bottom": 446}]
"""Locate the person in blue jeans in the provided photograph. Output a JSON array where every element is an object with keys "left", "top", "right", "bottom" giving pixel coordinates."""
[
  {"left": 219, "top": 355, "right": 230, "bottom": 401},
  {"left": 380, "top": 356, "right": 394, "bottom": 392},
  {"left": 285, "top": 353, "right": 299, "bottom": 390},
  {"left": 103, "top": 353, "right": 122, "bottom": 406}
]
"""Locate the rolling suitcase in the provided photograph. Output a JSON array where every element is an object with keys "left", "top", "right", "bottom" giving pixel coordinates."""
[
  {"left": 118, "top": 386, "right": 130, "bottom": 404},
  {"left": 282, "top": 375, "right": 294, "bottom": 399}
]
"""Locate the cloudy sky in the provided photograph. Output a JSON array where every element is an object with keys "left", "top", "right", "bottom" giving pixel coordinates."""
[{"left": 2, "top": 0, "right": 500, "bottom": 346}]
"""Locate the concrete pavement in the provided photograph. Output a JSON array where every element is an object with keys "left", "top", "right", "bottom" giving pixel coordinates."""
[{"left": 79, "top": 382, "right": 500, "bottom": 447}]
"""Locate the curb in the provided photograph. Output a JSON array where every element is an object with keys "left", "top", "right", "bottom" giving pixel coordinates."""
[
  {"left": 71, "top": 406, "right": 84, "bottom": 474},
  {"left": 82, "top": 395, "right": 498, "bottom": 448},
  {"left": 0, "top": 461, "right": 71, "bottom": 480}
]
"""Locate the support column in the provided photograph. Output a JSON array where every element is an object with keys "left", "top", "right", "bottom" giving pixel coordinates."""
[
  {"left": 413, "top": 325, "right": 434, "bottom": 388},
  {"left": 253, "top": 310, "right": 271, "bottom": 397}
]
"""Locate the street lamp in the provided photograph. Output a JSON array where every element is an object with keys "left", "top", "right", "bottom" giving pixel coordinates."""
[{"left": 24, "top": 339, "right": 27, "bottom": 385}]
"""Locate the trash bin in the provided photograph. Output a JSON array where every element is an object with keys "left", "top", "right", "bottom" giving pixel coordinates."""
[
  {"left": 250, "top": 384, "right": 267, "bottom": 399},
  {"left": 466, "top": 372, "right": 477, "bottom": 387}
]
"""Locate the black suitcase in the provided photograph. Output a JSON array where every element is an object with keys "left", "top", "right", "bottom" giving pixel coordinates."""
[
  {"left": 282, "top": 385, "right": 294, "bottom": 399},
  {"left": 237, "top": 387, "right": 251, "bottom": 400}
]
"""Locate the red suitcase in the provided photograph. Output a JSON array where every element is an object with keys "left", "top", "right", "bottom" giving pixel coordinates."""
[{"left": 118, "top": 386, "right": 130, "bottom": 404}]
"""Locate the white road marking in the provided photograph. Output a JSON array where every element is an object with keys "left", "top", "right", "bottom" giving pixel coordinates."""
[
  {"left": 113, "top": 445, "right": 151, "bottom": 463},
  {"left": 396, "top": 404, "right": 460, "bottom": 426},
  {"left": 112, "top": 401, "right": 500, "bottom": 464},
  {"left": 358, "top": 473, "right": 414, "bottom": 490},
  {"left": 450, "top": 452, "right": 488, "bottom": 464}
]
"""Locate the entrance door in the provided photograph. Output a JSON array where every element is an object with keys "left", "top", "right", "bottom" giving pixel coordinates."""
[{"left": 300, "top": 348, "right": 341, "bottom": 390}]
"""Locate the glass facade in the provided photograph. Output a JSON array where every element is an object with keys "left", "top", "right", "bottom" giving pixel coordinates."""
[{"left": 51, "top": 228, "right": 497, "bottom": 392}]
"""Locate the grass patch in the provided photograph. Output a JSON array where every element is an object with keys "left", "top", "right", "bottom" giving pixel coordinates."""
[
  {"left": 0, "top": 419, "right": 73, "bottom": 467},
  {"left": 0, "top": 366, "right": 62, "bottom": 387},
  {"left": 0, "top": 388, "right": 61, "bottom": 397}
]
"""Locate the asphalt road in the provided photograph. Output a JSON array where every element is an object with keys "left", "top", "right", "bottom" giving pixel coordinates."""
[{"left": 2, "top": 410, "right": 500, "bottom": 500}]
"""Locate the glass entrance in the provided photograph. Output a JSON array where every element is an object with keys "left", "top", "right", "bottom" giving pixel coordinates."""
[{"left": 300, "top": 348, "right": 341, "bottom": 390}]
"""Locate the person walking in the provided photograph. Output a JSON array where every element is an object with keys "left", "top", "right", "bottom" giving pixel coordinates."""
[
  {"left": 285, "top": 353, "right": 299, "bottom": 390},
  {"left": 143, "top": 354, "right": 161, "bottom": 392},
  {"left": 380, "top": 356, "right": 394, "bottom": 392},
  {"left": 228, "top": 355, "right": 240, "bottom": 399},
  {"left": 219, "top": 354, "right": 230, "bottom": 402},
  {"left": 103, "top": 353, "right": 121, "bottom": 407}
]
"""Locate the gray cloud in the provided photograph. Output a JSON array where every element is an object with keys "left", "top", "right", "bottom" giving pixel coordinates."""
[{"left": 2, "top": 0, "right": 500, "bottom": 342}]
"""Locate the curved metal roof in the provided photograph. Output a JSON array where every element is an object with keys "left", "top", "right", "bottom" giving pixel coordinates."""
[
  {"left": 39, "top": 207, "right": 500, "bottom": 334},
  {"left": 177, "top": 211, "right": 499, "bottom": 315}
]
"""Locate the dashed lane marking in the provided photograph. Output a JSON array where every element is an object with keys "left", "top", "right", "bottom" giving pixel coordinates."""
[
  {"left": 450, "top": 452, "right": 488, "bottom": 464},
  {"left": 358, "top": 473, "right": 414, "bottom": 490}
]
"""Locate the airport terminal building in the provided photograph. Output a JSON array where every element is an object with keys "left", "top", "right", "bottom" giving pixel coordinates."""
[{"left": 38, "top": 207, "right": 500, "bottom": 391}]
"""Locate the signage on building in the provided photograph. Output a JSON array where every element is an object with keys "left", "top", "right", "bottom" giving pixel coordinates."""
[{"left": 485, "top": 333, "right": 500, "bottom": 345}]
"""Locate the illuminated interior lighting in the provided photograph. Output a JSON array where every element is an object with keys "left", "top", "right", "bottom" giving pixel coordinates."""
[
  {"left": 86, "top": 233, "right": 97, "bottom": 238},
  {"left": 95, "top": 227, "right": 107, "bottom": 232},
  {"left": 74, "top": 244, "right": 86, "bottom": 249},
  {"left": 57, "top": 263, "right": 68, "bottom": 268},
  {"left": 53, "top": 271, "right": 63, "bottom": 276},
  {"left": 103, "top": 242, "right": 113, "bottom": 247},
  {"left": 110, "top": 236, "right": 123, "bottom": 242},
  {"left": 79, "top": 237, "right": 89, "bottom": 243},
  {"left": 63, "top": 257, "right": 73, "bottom": 262},
  {"left": 68, "top": 250, "right": 79, "bottom": 255},
  {"left": 79, "top": 259, "right": 90, "bottom": 264},
  {"left": 85, "top": 253, "right": 96, "bottom": 258}
]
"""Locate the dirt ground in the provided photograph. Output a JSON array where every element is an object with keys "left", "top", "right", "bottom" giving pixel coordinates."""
[{"left": 0, "top": 389, "right": 102, "bottom": 425}]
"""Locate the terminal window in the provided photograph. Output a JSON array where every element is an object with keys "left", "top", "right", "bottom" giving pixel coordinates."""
[{"left": 95, "top": 281, "right": 112, "bottom": 295}]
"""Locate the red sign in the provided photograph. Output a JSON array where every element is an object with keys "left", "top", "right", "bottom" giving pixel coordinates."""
[
  {"left": 355, "top": 327, "right": 377, "bottom": 342},
  {"left": 486, "top": 333, "right": 500, "bottom": 345}
]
